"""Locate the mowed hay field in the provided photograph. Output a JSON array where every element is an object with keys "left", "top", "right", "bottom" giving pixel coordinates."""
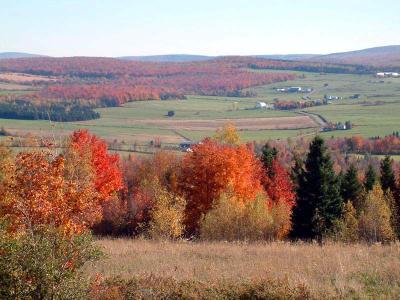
[
  {"left": 1, "top": 71, "right": 399, "bottom": 144},
  {"left": 0, "top": 95, "right": 315, "bottom": 144},
  {"left": 89, "top": 239, "right": 400, "bottom": 298},
  {"left": 249, "top": 71, "right": 400, "bottom": 138}
]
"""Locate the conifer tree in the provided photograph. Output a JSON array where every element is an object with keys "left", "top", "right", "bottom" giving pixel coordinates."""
[
  {"left": 291, "top": 136, "right": 343, "bottom": 240},
  {"left": 261, "top": 143, "right": 278, "bottom": 177},
  {"left": 291, "top": 154, "right": 304, "bottom": 187},
  {"left": 364, "top": 164, "right": 377, "bottom": 192},
  {"left": 341, "top": 164, "right": 362, "bottom": 209},
  {"left": 395, "top": 174, "right": 400, "bottom": 238},
  {"left": 380, "top": 156, "right": 396, "bottom": 192}
]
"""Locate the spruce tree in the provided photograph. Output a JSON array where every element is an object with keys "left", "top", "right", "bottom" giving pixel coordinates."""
[
  {"left": 364, "top": 164, "right": 376, "bottom": 192},
  {"left": 291, "top": 136, "right": 343, "bottom": 240},
  {"left": 261, "top": 143, "right": 278, "bottom": 177},
  {"left": 380, "top": 156, "right": 396, "bottom": 192},
  {"left": 291, "top": 154, "right": 304, "bottom": 187},
  {"left": 341, "top": 164, "right": 362, "bottom": 209}
]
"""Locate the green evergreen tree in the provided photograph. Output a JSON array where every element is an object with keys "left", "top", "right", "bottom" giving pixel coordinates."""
[
  {"left": 364, "top": 164, "right": 377, "bottom": 192},
  {"left": 291, "top": 136, "right": 343, "bottom": 240},
  {"left": 261, "top": 143, "right": 278, "bottom": 177},
  {"left": 380, "top": 156, "right": 396, "bottom": 192},
  {"left": 341, "top": 164, "right": 362, "bottom": 209},
  {"left": 291, "top": 154, "right": 304, "bottom": 187}
]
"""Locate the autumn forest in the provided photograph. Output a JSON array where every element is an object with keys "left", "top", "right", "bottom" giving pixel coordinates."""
[{"left": 2, "top": 2, "right": 400, "bottom": 297}]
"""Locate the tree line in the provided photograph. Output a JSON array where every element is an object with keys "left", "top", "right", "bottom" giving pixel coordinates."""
[
  {"left": 1, "top": 128, "right": 399, "bottom": 242},
  {"left": 0, "top": 98, "right": 100, "bottom": 121},
  {"left": 1, "top": 128, "right": 400, "bottom": 297}
]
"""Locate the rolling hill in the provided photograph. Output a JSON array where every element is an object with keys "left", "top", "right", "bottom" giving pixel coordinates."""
[
  {"left": 1, "top": 45, "right": 400, "bottom": 67},
  {"left": 0, "top": 52, "right": 46, "bottom": 59},
  {"left": 307, "top": 45, "right": 400, "bottom": 68},
  {"left": 118, "top": 54, "right": 212, "bottom": 62}
]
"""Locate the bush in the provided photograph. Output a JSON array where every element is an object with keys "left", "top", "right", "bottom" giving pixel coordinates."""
[
  {"left": 0, "top": 226, "right": 102, "bottom": 299},
  {"left": 331, "top": 201, "right": 359, "bottom": 243},
  {"left": 148, "top": 183, "right": 186, "bottom": 240},
  {"left": 200, "top": 191, "right": 291, "bottom": 241}
]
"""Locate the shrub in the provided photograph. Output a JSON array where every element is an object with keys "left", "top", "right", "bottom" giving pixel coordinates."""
[
  {"left": 148, "top": 183, "right": 186, "bottom": 240},
  {"left": 0, "top": 226, "right": 101, "bottom": 299},
  {"left": 331, "top": 201, "right": 359, "bottom": 243},
  {"left": 200, "top": 191, "right": 291, "bottom": 241}
]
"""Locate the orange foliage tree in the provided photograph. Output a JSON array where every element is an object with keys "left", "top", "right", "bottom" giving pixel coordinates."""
[
  {"left": 0, "top": 151, "right": 99, "bottom": 234},
  {"left": 179, "top": 138, "right": 263, "bottom": 233},
  {"left": 0, "top": 130, "right": 123, "bottom": 234},
  {"left": 69, "top": 130, "right": 123, "bottom": 201}
]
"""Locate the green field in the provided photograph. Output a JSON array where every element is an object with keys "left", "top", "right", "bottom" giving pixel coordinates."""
[{"left": 1, "top": 71, "right": 399, "bottom": 145}]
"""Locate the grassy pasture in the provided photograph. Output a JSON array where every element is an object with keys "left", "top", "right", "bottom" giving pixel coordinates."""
[
  {"left": 89, "top": 239, "right": 400, "bottom": 298},
  {"left": 0, "top": 71, "right": 399, "bottom": 145}
]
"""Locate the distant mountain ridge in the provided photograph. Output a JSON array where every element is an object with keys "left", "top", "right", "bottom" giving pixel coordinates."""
[
  {"left": 253, "top": 54, "right": 318, "bottom": 61},
  {"left": 0, "top": 52, "right": 46, "bottom": 59},
  {"left": 118, "top": 54, "right": 212, "bottom": 62},
  {"left": 1, "top": 45, "right": 400, "bottom": 67},
  {"left": 307, "top": 45, "right": 400, "bottom": 67}
]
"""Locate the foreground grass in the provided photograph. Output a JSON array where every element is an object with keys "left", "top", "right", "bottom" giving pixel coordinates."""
[{"left": 88, "top": 239, "right": 400, "bottom": 299}]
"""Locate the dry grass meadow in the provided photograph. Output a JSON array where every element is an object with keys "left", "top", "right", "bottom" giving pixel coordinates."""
[{"left": 88, "top": 239, "right": 400, "bottom": 298}]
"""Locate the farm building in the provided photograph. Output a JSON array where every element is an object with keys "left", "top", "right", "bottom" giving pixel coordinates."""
[
  {"left": 255, "top": 102, "right": 274, "bottom": 109},
  {"left": 179, "top": 141, "right": 199, "bottom": 152},
  {"left": 287, "top": 87, "right": 302, "bottom": 93},
  {"left": 376, "top": 72, "right": 399, "bottom": 78},
  {"left": 324, "top": 95, "right": 342, "bottom": 100}
]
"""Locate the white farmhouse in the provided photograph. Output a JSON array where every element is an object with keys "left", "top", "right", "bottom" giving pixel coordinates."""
[
  {"left": 255, "top": 102, "right": 274, "bottom": 110},
  {"left": 255, "top": 101, "right": 267, "bottom": 109}
]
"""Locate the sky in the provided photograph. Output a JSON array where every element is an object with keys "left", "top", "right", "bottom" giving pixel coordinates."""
[{"left": 1, "top": 0, "right": 400, "bottom": 57}]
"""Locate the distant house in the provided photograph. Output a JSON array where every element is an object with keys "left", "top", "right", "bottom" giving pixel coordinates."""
[
  {"left": 350, "top": 94, "right": 361, "bottom": 99},
  {"left": 323, "top": 121, "right": 349, "bottom": 131},
  {"left": 324, "top": 95, "right": 342, "bottom": 101},
  {"left": 376, "top": 72, "right": 399, "bottom": 78},
  {"left": 255, "top": 102, "right": 274, "bottom": 110},
  {"left": 179, "top": 141, "right": 198, "bottom": 152},
  {"left": 287, "top": 87, "right": 302, "bottom": 93}
]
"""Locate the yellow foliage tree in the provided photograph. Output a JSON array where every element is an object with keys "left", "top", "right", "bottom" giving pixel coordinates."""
[
  {"left": 148, "top": 182, "right": 186, "bottom": 239},
  {"left": 332, "top": 201, "right": 359, "bottom": 243},
  {"left": 200, "top": 190, "right": 291, "bottom": 241},
  {"left": 359, "top": 185, "right": 395, "bottom": 243},
  {"left": 213, "top": 123, "right": 241, "bottom": 145}
]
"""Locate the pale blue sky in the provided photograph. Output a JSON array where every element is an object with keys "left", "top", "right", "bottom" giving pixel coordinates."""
[{"left": 1, "top": 0, "right": 399, "bottom": 57}]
